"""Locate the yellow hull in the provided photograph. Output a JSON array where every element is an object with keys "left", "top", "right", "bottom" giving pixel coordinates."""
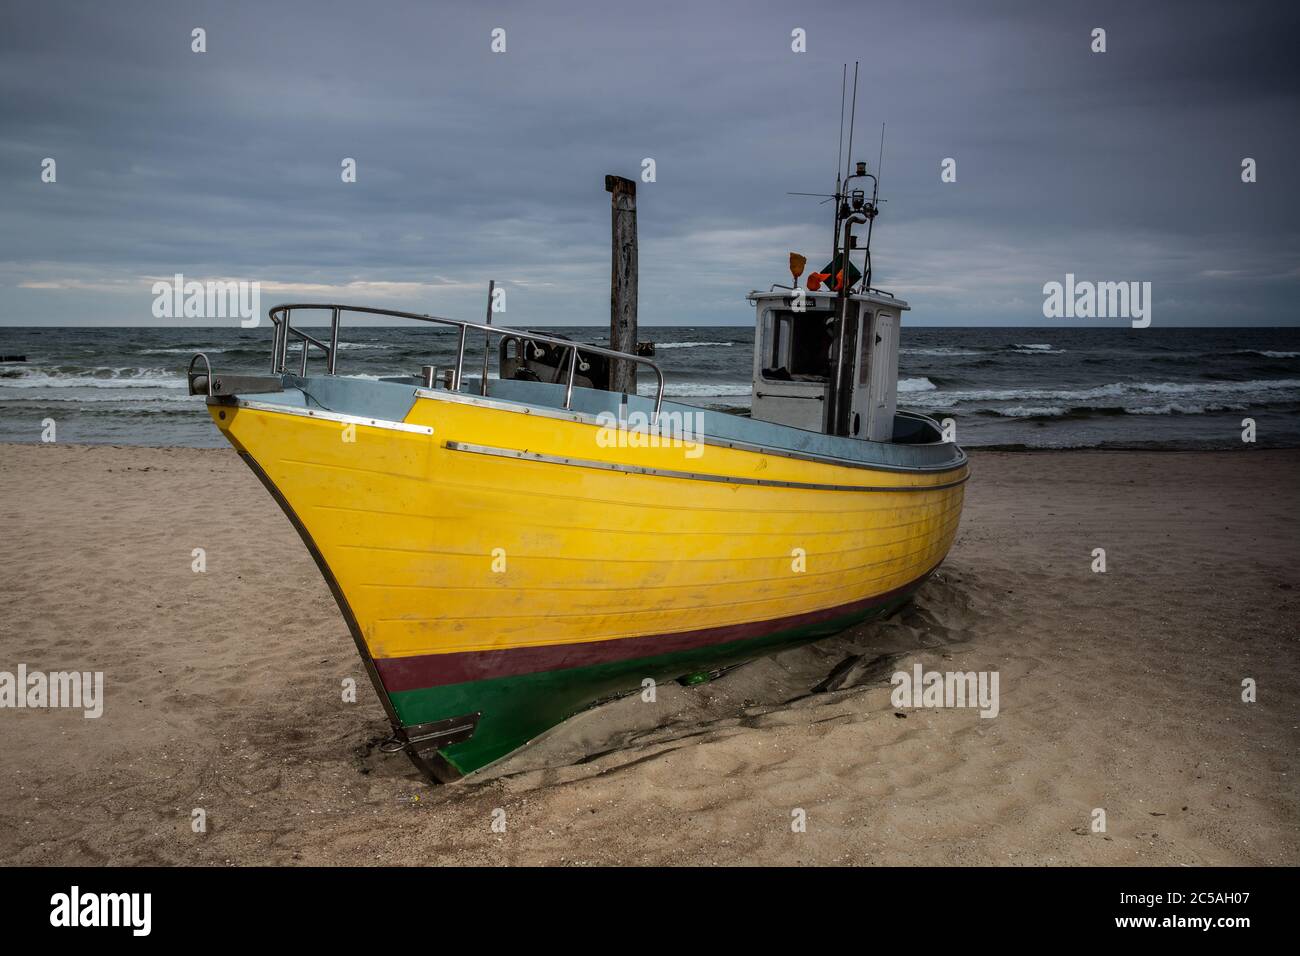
[{"left": 213, "top": 393, "right": 964, "bottom": 659}]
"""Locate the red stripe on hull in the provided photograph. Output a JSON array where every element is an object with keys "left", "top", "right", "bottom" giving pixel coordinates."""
[{"left": 375, "top": 563, "right": 942, "bottom": 691}]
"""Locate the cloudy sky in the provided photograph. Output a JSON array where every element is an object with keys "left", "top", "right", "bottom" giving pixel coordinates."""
[{"left": 1, "top": 0, "right": 1297, "bottom": 327}]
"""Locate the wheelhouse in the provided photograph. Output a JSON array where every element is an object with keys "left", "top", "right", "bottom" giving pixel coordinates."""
[{"left": 748, "top": 288, "right": 906, "bottom": 441}]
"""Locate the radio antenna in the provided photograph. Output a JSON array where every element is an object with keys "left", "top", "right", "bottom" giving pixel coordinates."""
[
  {"left": 835, "top": 64, "right": 847, "bottom": 188},
  {"left": 844, "top": 61, "right": 859, "bottom": 183},
  {"left": 830, "top": 64, "right": 848, "bottom": 270},
  {"left": 877, "top": 122, "right": 886, "bottom": 191}
]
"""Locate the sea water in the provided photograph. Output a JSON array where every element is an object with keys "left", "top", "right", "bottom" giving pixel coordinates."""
[{"left": 1, "top": 325, "right": 1298, "bottom": 449}]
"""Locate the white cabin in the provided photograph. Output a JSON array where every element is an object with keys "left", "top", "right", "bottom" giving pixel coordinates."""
[{"left": 746, "top": 289, "right": 908, "bottom": 440}]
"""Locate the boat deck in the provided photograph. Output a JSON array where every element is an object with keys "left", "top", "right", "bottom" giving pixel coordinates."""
[{"left": 225, "top": 373, "right": 966, "bottom": 475}]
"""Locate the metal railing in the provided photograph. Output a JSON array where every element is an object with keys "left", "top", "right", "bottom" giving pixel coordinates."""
[{"left": 268, "top": 304, "right": 666, "bottom": 418}]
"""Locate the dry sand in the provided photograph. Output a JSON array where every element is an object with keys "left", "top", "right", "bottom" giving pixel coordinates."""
[{"left": 0, "top": 442, "right": 1296, "bottom": 866}]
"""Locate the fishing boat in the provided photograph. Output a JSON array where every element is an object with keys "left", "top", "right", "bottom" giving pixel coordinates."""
[{"left": 188, "top": 157, "right": 967, "bottom": 783}]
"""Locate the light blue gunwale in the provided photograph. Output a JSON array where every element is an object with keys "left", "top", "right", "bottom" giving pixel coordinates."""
[{"left": 233, "top": 372, "right": 966, "bottom": 474}]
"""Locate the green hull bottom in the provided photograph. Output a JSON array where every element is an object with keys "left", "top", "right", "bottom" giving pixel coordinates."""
[{"left": 385, "top": 583, "right": 923, "bottom": 779}]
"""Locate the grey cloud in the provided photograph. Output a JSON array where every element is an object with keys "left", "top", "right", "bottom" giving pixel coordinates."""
[{"left": 0, "top": 0, "right": 1296, "bottom": 326}]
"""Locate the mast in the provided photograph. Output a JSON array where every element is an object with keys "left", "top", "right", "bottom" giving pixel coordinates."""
[
  {"left": 823, "top": 63, "right": 883, "bottom": 437},
  {"left": 830, "top": 64, "right": 847, "bottom": 283},
  {"left": 827, "top": 64, "right": 858, "bottom": 436}
]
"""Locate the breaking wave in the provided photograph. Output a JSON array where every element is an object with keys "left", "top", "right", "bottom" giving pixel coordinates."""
[
  {"left": 1009, "top": 343, "right": 1066, "bottom": 354},
  {"left": 898, "top": 376, "right": 937, "bottom": 392},
  {"left": 900, "top": 347, "right": 980, "bottom": 357},
  {"left": 648, "top": 382, "right": 753, "bottom": 398},
  {"left": 654, "top": 341, "right": 735, "bottom": 350},
  {"left": 1230, "top": 349, "right": 1300, "bottom": 359},
  {"left": 0, "top": 367, "right": 187, "bottom": 389},
  {"left": 989, "top": 401, "right": 1249, "bottom": 419},
  {"left": 918, "top": 378, "right": 1300, "bottom": 425}
]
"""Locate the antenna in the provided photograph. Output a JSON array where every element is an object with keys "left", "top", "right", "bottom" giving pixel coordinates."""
[
  {"left": 844, "top": 61, "right": 859, "bottom": 184},
  {"left": 835, "top": 64, "right": 847, "bottom": 190},
  {"left": 861, "top": 122, "right": 885, "bottom": 294},
  {"left": 877, "top": 122, "right": 886, "bottom": 191}
]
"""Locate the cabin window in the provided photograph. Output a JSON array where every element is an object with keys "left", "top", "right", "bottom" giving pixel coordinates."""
[
  {"left": 859, "top": 310, "right": 873, "bottom": 385},
  {"left": 762, "top": 310, "right": 831, "bottom": 382}
]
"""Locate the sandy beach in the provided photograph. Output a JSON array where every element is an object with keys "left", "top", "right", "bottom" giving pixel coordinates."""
[{"left": 0, "top": 442, "right": 1296, "bottom": 866}]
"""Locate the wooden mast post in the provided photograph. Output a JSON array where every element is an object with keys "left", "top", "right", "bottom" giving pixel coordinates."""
[{"left": 604, "top": 175, "right": 638, "bottom": 395}]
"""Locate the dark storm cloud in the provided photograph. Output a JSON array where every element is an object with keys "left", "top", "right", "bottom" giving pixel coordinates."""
[{"left": 0, "top": 0, "right": 1297, "bottom": 326}]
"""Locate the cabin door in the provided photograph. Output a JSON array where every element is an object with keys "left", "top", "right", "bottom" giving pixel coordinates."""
[{"left": 853, "top": 309, "right": 899, "bottom": 441}]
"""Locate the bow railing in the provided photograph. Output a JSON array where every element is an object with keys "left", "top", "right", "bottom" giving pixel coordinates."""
[{"left": 267, "top": 303, "right": 665, "bottom": 418}]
